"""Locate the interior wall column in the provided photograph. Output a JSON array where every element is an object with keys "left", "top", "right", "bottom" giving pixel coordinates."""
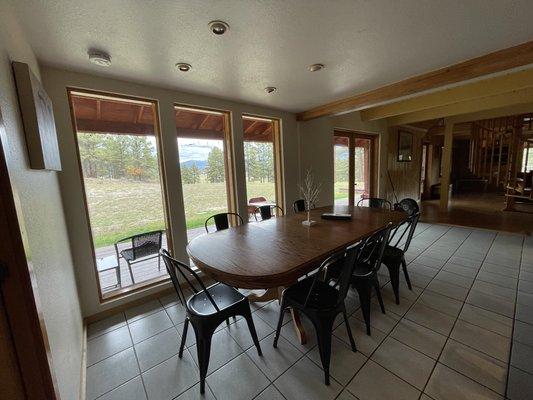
[{"left": 440, "top": 119, "right": 455, "bottom": 211}]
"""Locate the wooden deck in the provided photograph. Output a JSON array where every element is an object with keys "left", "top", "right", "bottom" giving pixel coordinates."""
[{"left": 96, "top": 227, "right": 206, "bottom": 294}]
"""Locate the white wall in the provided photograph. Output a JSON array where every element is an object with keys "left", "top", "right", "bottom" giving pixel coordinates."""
[
  {"left": 298, "top": 111, "right": 388, "bottom": 205},
  {"left": 42, "top": 67, "right": 300, "bottom": 317},
  {"left": 0, "top": 5, "right": 83, "bottom": 400}
]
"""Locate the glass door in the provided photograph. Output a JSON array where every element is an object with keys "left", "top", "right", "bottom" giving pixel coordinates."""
[{"left": 333, "top": 131, "right": 376, "bottom": 206}]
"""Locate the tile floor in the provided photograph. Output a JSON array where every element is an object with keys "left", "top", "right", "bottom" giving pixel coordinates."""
[{"left": 86, "top": 223, "right": 533, "bottom": 400}]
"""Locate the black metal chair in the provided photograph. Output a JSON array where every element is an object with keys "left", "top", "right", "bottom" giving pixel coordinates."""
[
  {"left": 161, "top": 250, "right": 262, "bottom": 394},
  {"left": 254, "top": 205, "right": 284, "bottom": 221},
  {"left": 326, "top": 224, "right": 392, "bottom": 336},
  {"left": 357, "top": 197, "right": 393, "bottom": 210},
  {"left": 115, "top": 230, "right": 163, "bottom": 284},
  {"left": 273, "top": 245, "right": 360, "bottom": 386},
  {"left": 293, "top": 199, "right": 315, "bottom": 213},
  {"left": 394, "top": 198, "right": 419, "bottom": 216},
  {"left": 381, "top": 212, "right": 420, "bottom": 304},
  {"left": 204, "top": 212, "right": 244, "bottom": 233}
]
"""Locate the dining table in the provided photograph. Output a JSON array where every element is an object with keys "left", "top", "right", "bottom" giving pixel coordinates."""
[{"left": 187, "top": 205, "right": 407, "bottom": 344}]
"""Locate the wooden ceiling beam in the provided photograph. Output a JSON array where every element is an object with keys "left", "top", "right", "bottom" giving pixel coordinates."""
[
  {"left": 297, "top": 40, "right": 533, "bottom": 121},
  {"left": 198, "top": 114, "right": 211, "bottom": 129},
  {"left": 75, "top": 118, "right": 154, "bottom": 136}
]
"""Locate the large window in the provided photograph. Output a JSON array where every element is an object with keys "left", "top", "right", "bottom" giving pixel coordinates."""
[
  {"left": 175, "top": 105, "right": 235, "bottom": 240},
  {"left": 243, "top": 115, "right": 283, "bottom": 218},
  {"left": 69, "top": 90, "right": 170, "bottom": 299}
]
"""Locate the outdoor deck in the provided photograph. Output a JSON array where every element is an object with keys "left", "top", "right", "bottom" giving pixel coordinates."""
[{"left": 96, "top": 227, "right": 206, "bottom": 294}]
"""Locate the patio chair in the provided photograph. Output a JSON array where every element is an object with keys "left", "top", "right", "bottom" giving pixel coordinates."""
[
  {"left": 247, "top": 196, "right": 267, "bottom": 218},
  {"left": 114, "top": 230, "right": 163, "bottom": 284}
]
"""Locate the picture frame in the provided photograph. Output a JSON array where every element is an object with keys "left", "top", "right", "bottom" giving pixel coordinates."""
[
  {"left": 397, "top": 130, "right": 413, "bottom": 162},
  {"left": 12, "top": 61, "right": 61, "bottom": 171}
]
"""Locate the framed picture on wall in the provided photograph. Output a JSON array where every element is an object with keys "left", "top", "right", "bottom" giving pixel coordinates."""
[
  {"left": 12, "top": 61, "right": 61, "bottom": 171},
  {"left": 397, "top": 130, "right": 413, "bottom": 162}
]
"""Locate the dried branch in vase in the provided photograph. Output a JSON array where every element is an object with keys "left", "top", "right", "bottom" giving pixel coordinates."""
[{"left": 299, "top": 169, "right": 321, "bottom": 226}]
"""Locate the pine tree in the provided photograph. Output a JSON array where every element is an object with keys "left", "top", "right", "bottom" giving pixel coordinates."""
[{"left": 205, "top": 147, "right": 225, "bottom": 183}]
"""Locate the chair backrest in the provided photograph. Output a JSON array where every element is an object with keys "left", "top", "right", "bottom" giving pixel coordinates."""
[
  {"left": 394, "top": 198, "right": 419, "bottom": 216},
  {"left": 389, "top": 212, "right": 420, "bottom": 253},
  {"left": 160, "top": 249, "right": 220, "bottom": 311},
  {"left": 131, "top": 230, "right": 163, "bottom": 260},
  {"left": 293, "top": 199, "right": 315, "bottom": 213},
  {"left": 304, "top": 245, "right": 360, "bottom": 308},
  {"left": 357, "top": 197, "right": 392, "bottom": 210},
  {"left": 356, "top": 223, "right": 392, "bottom": 276},
  {"left": 254, "top": 205, "right": 284, "bottom": 221},
  {"left": 205, "top": 212, "right": 244, "bottom": 233}
]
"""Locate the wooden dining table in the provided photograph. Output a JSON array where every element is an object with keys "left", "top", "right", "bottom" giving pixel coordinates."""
[{"left": 187, "top": 205, "right": 406, "bottom": 344}]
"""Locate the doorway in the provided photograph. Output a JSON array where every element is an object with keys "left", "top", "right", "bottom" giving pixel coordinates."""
[{"left": 333, "top": 130, "right": 376, "bottom": 206}]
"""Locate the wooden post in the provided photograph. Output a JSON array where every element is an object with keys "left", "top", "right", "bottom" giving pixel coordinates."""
[
  {"left": 489, "top": 131, "right": 495, "bottom": 184},
  {"left": 440, "top": 119, "right": 454, "bottom": 211},
  {"left": 497, "top": 132, "right": 503, "bottom": 186}
]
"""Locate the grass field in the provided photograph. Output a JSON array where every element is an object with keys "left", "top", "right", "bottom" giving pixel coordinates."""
[{"left": 85, "top": 178, "right": 276, "bottom": 248}]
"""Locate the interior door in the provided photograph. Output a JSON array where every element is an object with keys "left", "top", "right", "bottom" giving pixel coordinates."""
[{"left": 333, "top": 131, "right": 376, "bottom": 206}]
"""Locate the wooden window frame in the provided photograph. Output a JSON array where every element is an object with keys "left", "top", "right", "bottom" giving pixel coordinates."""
[
  {"left": 333, "top": 129, "right": 378, "bottom": 206},
  {"left": 174, "top": 103, "right": 238, "bottom": 227},
  {"left": 242, "top": 114, "right": 285, "bottom": 213},
  {"left": 67, "top": 88, "right": 174, "bottom": 303}
]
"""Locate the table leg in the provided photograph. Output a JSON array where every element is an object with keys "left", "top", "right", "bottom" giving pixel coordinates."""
[{"left": 247, "top": 285, "right": 308, "bottom": 345}]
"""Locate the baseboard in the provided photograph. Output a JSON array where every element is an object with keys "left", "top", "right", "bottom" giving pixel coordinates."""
[{"left": 79, "top": 324, "right": 87, "bottom": 400}]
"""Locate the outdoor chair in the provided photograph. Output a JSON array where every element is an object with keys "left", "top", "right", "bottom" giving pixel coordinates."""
[
  {"left": 204, "top": 212, "right": 244, "bottom": 233},
  {"left": 273, "top": 245, "right": 359, "bottom": 386},
  {"left": 161, "top": 250, "right": 262, "bottom": 394},
  {"left": 247, "top": 196, "right": 267, "bottom": 218},
  {"left": 114, "top": 230, "right": 163, "bottom": 284}
]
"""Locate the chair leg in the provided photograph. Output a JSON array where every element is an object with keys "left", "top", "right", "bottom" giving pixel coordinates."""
[
  {"left": 313, "top": 317, "right": 334, "bottom": 385},
  {"left": 158, "top": 254, "right": 161, "bottom": 271},
  {"left": 126, "top": 261, "right": 135, "bottom": 284},
  {"left": 386, "top": 262, "right": 401, "bottom": 305},
  {"left": 196, "top": 332, "right": 213, "bottom": 395},
  {"left": 401, "top": 258, "right": 412, "bottom": 290},
  {"left": 373, "top": 278, "right": 386, "bottom": 314},
  {"left": 179, "top": 318, "right": 189, "bottom": 358},
  {"left": 273, "top": 300, "right": 287, "bottom": 348},
  {"left": 355, "top": 282, "right": 372, "bottom": 336},
  {"left": 243, "top": 306, "right": 262, "bottom": 356},
  {"left": 342, "top": 306, "right": 357, "bottom": 352}
]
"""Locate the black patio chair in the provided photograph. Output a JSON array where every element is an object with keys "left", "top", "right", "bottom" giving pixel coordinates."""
[
  {"left": 115, "top": 230, "right": 163, "bottom": 284},
  {"left": 394, "top": 198, "right": 419, "bottom": 216},
  {"left": 273, "top": 245, "right": 360, "bottom": 386},
  {"left": 161, "top": 250, "right": 262, "bottom": 394},
  {"left": 293, "top": 199, "right": 315, "bottom": 213},
  {"left": 204, "top": 212, "right": 244, "bottom": 233},
  {"left": 357, "top": 197, "right": 393, "bottom": 210},
  {"left": 381, "top": 212, "right": 420, "bottom": 304},
  {"left": 254, "top": 204, "right": 284, "bottom": 221},
  {"left": 326, "top": 223, "right": 392, "bottom": 335}
]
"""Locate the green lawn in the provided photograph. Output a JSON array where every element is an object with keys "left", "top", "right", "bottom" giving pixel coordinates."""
[{"left": 85, "top": 178, "right": 276, "bottom": 248}]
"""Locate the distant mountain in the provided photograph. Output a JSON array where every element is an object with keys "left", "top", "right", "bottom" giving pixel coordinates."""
[{"left": 180, "top": 160, "right": 207, "bottom": 170}]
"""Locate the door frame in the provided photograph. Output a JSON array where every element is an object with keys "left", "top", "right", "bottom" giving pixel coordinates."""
[
  {"left": 333, "top": 129, "right": 378, "bottom": 206},
  {"left": 0, "top": 109, "right": 59, "bottom": 398}
]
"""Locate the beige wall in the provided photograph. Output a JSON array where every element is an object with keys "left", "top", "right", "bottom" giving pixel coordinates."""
[
  {"left": 42, "top": 67, "right": 300, "bottom": 317},
  {"left": 298, "top": 111, "right": 388, "bottom": 205},
  {"left": 0, "top": 5, "right": 83, "bottom": 400}
]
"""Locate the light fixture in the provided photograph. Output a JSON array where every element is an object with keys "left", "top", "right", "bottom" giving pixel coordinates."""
[
  {"left": 208, "top": 20, "right": 229, "bottom": 35},
  {"left": 308, "top": 63, "right": 325, "bottom": 72},
  {"left": 88, "top": 50, "right": 111, "bottom": 67},
  {"left": 264, "top": 86, "right": 277, "bottom": 94},
  {"left": 175, "top": 62, "right": 192, "bottom": 72}
]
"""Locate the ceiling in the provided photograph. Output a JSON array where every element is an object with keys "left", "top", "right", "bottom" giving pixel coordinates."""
[{"left": 10, "top": 0, "right": 533, "bottom": 112}]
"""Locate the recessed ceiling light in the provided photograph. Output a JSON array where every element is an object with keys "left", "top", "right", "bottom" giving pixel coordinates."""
[
  {"left": 308, "top": 63, "right": 325, "bottom": 72},
  {"left": 264, "top": 87, "right": 277, "bottom": 94},
  {"left": 175, "top": 62, "right": 192, "bottom": 72},
  {"left": 88, "top": 50, "right": 111, "bottom": 67},
  {"left": 208, "top": 20, "right": 229, "bottom": 35}
]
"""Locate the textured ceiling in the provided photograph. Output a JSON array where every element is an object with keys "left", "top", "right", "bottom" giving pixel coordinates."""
[{"left": 9, "top": 0, "right": 533, "bottom": 112}]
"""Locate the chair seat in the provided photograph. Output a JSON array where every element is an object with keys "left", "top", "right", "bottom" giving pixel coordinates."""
[
  {"left": 382, "top": 245, "right": 404, "bottom": 264},
  {"left": 283, "top": 278, "right": 339, "bottom": 310},
  {"left": 121, "top": 243, "right": 159, "bottom": 262},
  {"left": 188, "top": 283, "right": 245, "bottom": 316}
]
